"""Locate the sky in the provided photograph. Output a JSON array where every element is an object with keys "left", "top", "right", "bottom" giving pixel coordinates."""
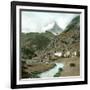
[{"left": 21, "top": 11, "right": 79, "bottom": 33}]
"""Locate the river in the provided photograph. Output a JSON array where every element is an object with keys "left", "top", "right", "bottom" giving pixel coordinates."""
[{"left": 38, "top": 63, "right": 64, "bottom": 78}]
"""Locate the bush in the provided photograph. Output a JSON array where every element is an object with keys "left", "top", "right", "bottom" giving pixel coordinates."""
[
  {"left": 22, "top": 71, "right": 30, "bottom": 78},
  {"left": 70, "top": 63, "right": 76, "bottom": 67},
  {"left": 30, "top": 71, "right": 41, "bottom": 78},
  {"left": 21, "top": 47, "right": 35, "bottom": 59},
  {"left": 59, "top": 68, "right": 63, "bottom": 71}
]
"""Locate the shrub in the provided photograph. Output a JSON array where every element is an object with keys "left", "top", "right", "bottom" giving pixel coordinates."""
[
  {"left": 70, "top": 63, "right": 76, "bottom": 67},
  {"left": 54, "top": 68, "right": 63, "bottom": 77},
  {"left": 22, "top": 71, "right": 30, "bottom": 78},
  {"left": 30, "top": 71, "right": 41, "bottom": 78},
  {"left": 59, "top": 68, "right": 63, "bottom": 71}
]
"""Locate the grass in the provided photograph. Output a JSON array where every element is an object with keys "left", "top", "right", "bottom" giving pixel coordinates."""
[
  {"left": 21, "top": 71, "right": 31, "bottom": 78},
  {"left": 29, "top": 64, "right": 56, "bottom": 78},
  {"left": 22, "top": 63, "right": 56, "bottom": 78},
  {"left": 22, "top": 71, "right": 41, "bottom": 78},
  {"left": 29, "top": 71, "right": 41, "bottom": 78}
]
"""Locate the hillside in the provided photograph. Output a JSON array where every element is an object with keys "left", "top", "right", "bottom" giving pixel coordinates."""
[
  {"left": 40, "top": 15, "right": 80, "bottom": 60},
  {"left": 21, "top": 31, "right": 55, "bottom": 59}
]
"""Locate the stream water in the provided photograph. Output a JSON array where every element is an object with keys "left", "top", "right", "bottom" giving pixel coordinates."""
[{"left": 38, "top": 63, "right": 64, "bottom": 78}]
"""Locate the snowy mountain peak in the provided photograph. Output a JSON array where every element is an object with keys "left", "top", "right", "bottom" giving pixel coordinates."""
[{"left": 42, "top": 21, "right": 63, "bottom": 35}]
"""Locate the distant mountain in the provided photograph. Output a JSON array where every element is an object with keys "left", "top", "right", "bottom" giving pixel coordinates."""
[
  {"left": 40, "top": 15, "right": 80, "bottom": 60},
  {"left": 42, "top": 21, "right": 63, "bottom": 35}
]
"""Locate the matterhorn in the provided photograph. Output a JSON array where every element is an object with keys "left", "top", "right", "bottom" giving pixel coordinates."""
[{"left": 42, "top": 21, "right": 63, "bottom": 35}]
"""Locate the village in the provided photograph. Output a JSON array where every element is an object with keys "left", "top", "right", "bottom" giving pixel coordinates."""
[
  {"left": 39, "top": 50, "right": 80, "bottom": 63},
  {"left": 21, "top": 49, "right": 80, "bottom": 78}
]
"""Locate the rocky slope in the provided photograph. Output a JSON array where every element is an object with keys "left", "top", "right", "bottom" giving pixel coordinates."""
[
  {"left": 40, "top": 15, "right": 80, "bottom": 61},
  {"left": 21, "top": 31, "right": 55, "bottom": 59}
]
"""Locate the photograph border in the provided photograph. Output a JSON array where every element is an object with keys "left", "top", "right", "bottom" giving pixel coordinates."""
[{"left": 11, "top": 1, "right": 88, "bottom": 89}]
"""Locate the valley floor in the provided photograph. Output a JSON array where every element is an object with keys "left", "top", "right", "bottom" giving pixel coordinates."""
[
  {"left": 21, "top": 56, "right": 80, "bottom": 78},
  {"left": 24, "top": 63, "right": 55, "bottom": 74},
  {"left": 54, "top": 57, "right": 80, "bottom": 77}
]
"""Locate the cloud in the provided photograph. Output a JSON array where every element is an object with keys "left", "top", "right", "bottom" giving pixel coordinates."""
[{"left": 21, "top": 11, "right": 79, "bottom": 33}]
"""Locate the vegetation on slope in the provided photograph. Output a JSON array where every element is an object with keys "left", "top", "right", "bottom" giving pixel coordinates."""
[{"left": 21, "top": 31, "right": 54, "bottom": 59}]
